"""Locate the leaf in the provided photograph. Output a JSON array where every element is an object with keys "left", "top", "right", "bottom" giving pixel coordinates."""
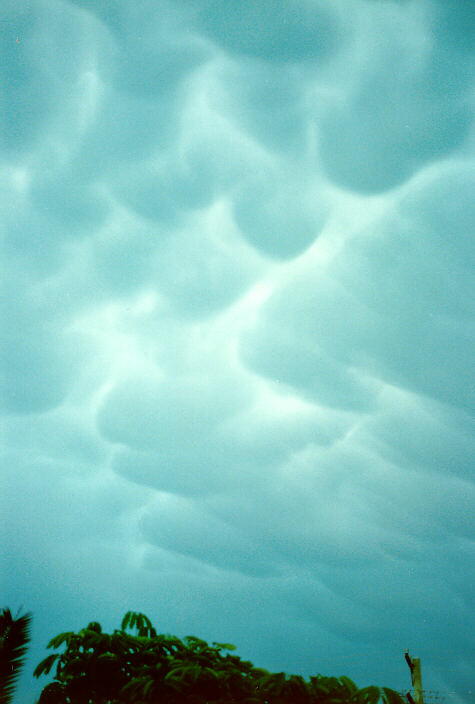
[
  {"left": 62, "top": 657, "right": 86, "bottom": 678},
  {"left": 121, "top": 611, "right": 156, "bottom": 638},
  {"left": 382, "top": 687, "right": 406, "bottom": 704},
  {"left": 212, "top": 642, "right": 237, "bottom": 651},
  {"left": 0, "top": 607, "right": 32, "bottom": 704},
  {"left": 161, "top": 635, "right": 184, "bottom": 653},
  {"left": 309, "top": 675, "right": 330, "bottom": 695},
  {"left": 111, "top": 631, "right": 136, "bottom": 653},
  {"left": 203, "top": 667, "right": 221, "bottom": 680},
  {"left": 120, "top": 676, "right": 151, "bottom": 697},
  {"left": 286, "top": 674, "right": 308, "bottom": 693},
  {"left": 97, "top": 653, "right": 117, "bottom": 661},
  {"left": 258, "top": 671, "right": 286, "bottom": 695},
  {"left": 81, "top": 630, "right": 106, "bottom": 650},
  {"left": 37, "top": 680, "right": 66, "bottom": 703},
  {"left": 340, "top": 675, "right": 358, "bottom": 695},
  {"left": 184, "top": 635, "right": 209, "bottom": 650},
  {"left": 249, "top": 668, "right": 268, "bottom": 683},
  {"left": 164, "top": 665, "right": 190, "bottom": 681},
  {"left": 357, "top": 685, "right": 381, "bottom": 704},
  {"left": 33, "top": 654, "right": 60, "bottom": 679},
  {"left": 141, "top": 614, "right": 153, "bottom": 631},
  {"left": 143, "top": 679, "right": 155, "bottom": 696},
  {"left": 46, "top": 633, "right": 75, "bottom": 650},
  {"left": 136, "top": 614, "right": 144, "bottom": 633},
  {"left": 121, "top": 612, "right": 133, "bottom": 631},
  {"left": 86, "top": 622, "right": 101, "bottom": 633}
]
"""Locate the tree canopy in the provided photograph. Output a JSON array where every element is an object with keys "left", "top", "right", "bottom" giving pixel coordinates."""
[{"left": 32, "top": 610, "right": 405, "bottom": 704}]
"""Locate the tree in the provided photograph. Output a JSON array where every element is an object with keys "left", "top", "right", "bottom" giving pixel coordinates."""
[
  {"left": 33, "top": 610, "right": 405, "bottom": 704},
  {"left": 0, "top": 607, "right": 32, "bottom": 704}
]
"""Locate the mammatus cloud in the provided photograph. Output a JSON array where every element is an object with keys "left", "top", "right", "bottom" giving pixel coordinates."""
[
  {"left": 241, "top": 164, "right": 475, "bottom": 411},
  {"left": 317, "top": 2, "right": 474, "bottom": 192},
  {"left": 2, "top": 1, "right": 474, "bottom": 703}
]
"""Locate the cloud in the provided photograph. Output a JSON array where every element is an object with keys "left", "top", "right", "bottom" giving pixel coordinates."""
[
  {"left": 317, "top": 2, "right": 474, "bottom": 192},
  {"left": 30, "top": 173, "right": 110, "bottom": 234},
  {"left": 232, "top": 167, "right": 330, "bottom": 259},
  {"left": 140, "top": 493, "right": 281, "bottom": 577},
  {"left": 239, "top": 272, "right": 382, "bottom": 410},
  {"left": 108, "top": 384, "right": 348, "bottom": 498},
  {"left": 2, "top": 2, "right": 474, "bottom": 703},
  {"left": 241, "top": 164, "right": 474, "bottom": 411},
  {"left": 355, "top": 389, "right": 475, "bottom": 482},
  {"left": 0, "top": 268, "right": 90, "bottom": 415},
  {"left": 193, "top": 0, "right": 340, "bottom": 63},
  {"left": 97, "top": 363, "right": 254, "bottom": 454},
  {"left": 0, "top": 0, "right": 111, "bottom": 160}
]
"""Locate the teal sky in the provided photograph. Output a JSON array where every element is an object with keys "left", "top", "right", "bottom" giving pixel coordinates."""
[{"left": 1, "top": 1, "right": 474, "bottom": 702}]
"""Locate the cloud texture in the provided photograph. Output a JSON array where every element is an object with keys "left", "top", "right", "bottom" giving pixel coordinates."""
[{"left": 1, "top": 1, "right": 474, "bottom": 702}]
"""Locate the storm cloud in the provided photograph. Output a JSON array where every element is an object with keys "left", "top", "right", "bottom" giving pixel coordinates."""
[{"left": 2, "top": 1, "right": 474, "bottom": 703}]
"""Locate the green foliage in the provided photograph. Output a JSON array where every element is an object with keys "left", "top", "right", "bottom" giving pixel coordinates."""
[
  {"left": 33, "top": 610, "right": 407, "bottom": 704},
  {"left": 382, "top": 687, "right": 408, "bottom": 704},
  {"left": 32, "top": 654, "right": 60, "bottom": 678},
  {"left": 0, "top": 607, "right": 32, "bottom": 704},
  {"left": 121, "top": 611, "right": 156, "bottom": 638},
  {"left": 358, "top": 685, "right": 383, "bottom": 704}
]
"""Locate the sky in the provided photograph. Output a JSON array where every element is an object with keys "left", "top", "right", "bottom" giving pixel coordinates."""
[{"left": 1, "top": 0, "right": 474, "bottom": 702}]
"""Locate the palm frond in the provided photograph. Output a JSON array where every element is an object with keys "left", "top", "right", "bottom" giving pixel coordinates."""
[{"left": 0, "top": 607, "right": 32, "bottom": 704}]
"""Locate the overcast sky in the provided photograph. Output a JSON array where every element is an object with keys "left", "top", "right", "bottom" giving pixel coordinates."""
[{"left": 1, "top": 1, "right": 474, "bottom": 702}]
